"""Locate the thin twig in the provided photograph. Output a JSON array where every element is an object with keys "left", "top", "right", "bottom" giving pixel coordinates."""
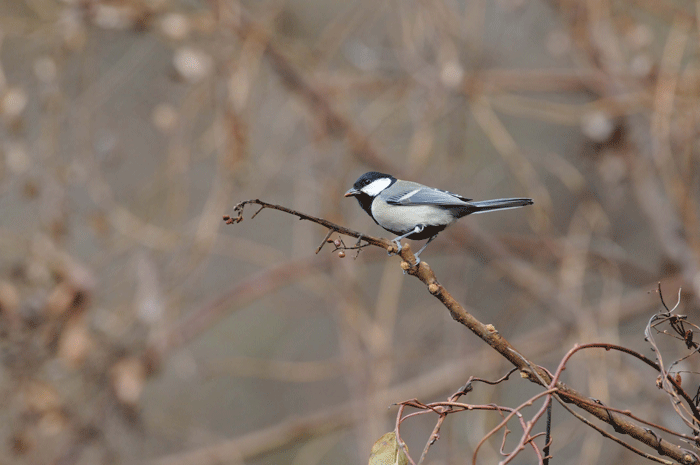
[
  {"left": 415, "top": 368, "right": 519, "bottom": 464},
  {"left": 315, "top": 229, "right": 335, "bottom": 254}
]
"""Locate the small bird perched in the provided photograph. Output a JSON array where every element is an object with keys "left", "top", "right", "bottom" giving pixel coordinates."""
[{"left": 344, "top": 172, "right": 533, "bottom": 265}]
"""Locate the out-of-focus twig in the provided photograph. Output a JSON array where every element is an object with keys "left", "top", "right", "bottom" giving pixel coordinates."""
[
  {"left": 549, "top": 0, "right": 700, "bottom": 300},
  {"left": 223, "top": 3, "right": 394, "bottom": 173},
  {"left": 162, "top": 254, "right": 331, "bottom": 352}
]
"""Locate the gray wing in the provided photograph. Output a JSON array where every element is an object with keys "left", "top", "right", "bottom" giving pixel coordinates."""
[{"left": 385, "top": 186, "right": 472, "bottom": 207}]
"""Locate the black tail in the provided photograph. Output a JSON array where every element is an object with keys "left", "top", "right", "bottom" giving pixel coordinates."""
[{"left": 463, "top": 198, "right": 533, "bottom": 215}]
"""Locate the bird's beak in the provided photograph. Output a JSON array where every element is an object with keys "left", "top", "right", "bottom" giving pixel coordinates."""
[{"left": 344, "top": 188, "right": 360, "bottom": 197}]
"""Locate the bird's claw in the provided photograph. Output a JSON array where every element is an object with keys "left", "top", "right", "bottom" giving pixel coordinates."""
[{"left": 388, "top": 240, "right": 403, "bottom": 256}]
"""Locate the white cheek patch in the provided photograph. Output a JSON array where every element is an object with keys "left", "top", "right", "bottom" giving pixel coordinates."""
[{"left": 361, "top": 178, "right": 392, "bottom": 196}]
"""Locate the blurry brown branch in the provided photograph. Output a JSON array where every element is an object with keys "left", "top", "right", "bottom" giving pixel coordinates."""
[
  {"left": 224, "top": 4, "right": 394, "bottom": 173},
  {"left": 549, "top": 0, "right": 700, "bottom": 302},
  {"left": 223, "top": 199, "right": 700, "bottom": 464},
  {"left": 162, "top": 254, "right": 331, "bottom": 351}
]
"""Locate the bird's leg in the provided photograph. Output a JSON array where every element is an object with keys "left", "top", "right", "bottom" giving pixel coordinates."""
[
  {"left": 412, "top": 234, "right": 437, "bottom": 266},
  {"left": 389, "top": 225, "right": 424, "bottom": 256}
]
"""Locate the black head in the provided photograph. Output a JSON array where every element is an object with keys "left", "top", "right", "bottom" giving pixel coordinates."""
[{"left": 344, "top": 172, "right": 397, "bottom": 198}]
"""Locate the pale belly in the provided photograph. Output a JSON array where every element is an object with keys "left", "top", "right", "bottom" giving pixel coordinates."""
[{"left": 371, "top": 200, "right": 457, "bottom": 239}]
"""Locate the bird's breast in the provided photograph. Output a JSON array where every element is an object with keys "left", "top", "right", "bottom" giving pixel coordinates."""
[{"left": 371, "top": 198, "right": 457, "bottom": 236}]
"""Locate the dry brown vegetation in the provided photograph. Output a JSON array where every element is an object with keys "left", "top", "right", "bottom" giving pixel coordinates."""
[{"left": 1, "top": 0, "right": 700, "bottom": 464}]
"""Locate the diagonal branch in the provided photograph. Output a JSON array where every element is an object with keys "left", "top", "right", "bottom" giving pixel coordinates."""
[
  {"left": 224, "top": 199, "right": 700, "bottom": 465},
  {"left": 224, "top": 199, "right": 393, "bottom": 251}
]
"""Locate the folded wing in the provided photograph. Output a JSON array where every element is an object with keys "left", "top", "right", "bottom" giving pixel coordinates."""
[{"left": 385, "top": 187, "right": 472, "bottom": 207}]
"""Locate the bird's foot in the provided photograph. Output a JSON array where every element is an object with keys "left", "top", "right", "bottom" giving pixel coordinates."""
[
  {"left": 388, "top": 240, "right": 403, "bottom": 256},
  {"left": 400, "top": 256, "right": 421, "bottom": 275}
]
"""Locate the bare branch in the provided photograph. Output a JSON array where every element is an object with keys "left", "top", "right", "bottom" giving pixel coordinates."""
[{"left": 224, "top": 200, "right": 700, "bottom": 464}]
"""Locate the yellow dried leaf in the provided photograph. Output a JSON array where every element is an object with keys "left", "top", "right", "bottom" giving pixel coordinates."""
[{"left": 368, "top": 432, "right": 409, "bottom": 465}]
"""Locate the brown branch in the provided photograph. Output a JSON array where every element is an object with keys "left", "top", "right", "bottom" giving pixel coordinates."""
[
  {"left": 560, "top": 342, "right": 700, "bottom": 428},
  {"left": 645, "top": 307, "right": 700, "bottom": 433},
  {"left": 223, "top": 200, "right": 700, "bottom": 464},
  {"left": 224, "top": 199, "right": 392, "bottom": 249},
  {"left": 471, "top": 389, "right": 556, "bottom": 464},
  {"left": 149, "top": 337, "right": 566, "bottom": 465},
  {"left": 162, "top": 255, "right": 330, "bottom": 351},
  {"left": 552, "top": 395, "right": 675, "bottom": 465},
  {"left": 416, "top": 369, "right": 519, "bottom": 464},
  {"left": 395, "top": 396, "right": 545, "bottom": 465},
  {"left": 224, "top": 4, "right": 394, "bottom": 173}
]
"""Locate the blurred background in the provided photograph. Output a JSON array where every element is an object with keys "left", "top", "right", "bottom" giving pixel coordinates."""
[{"left": 1, "top": 0, "right": 699, "bottom": 463}]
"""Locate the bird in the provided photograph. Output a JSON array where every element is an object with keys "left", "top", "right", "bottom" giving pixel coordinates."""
[{"left": 344, "top": 171, "right": 533, "bottom": 265}]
